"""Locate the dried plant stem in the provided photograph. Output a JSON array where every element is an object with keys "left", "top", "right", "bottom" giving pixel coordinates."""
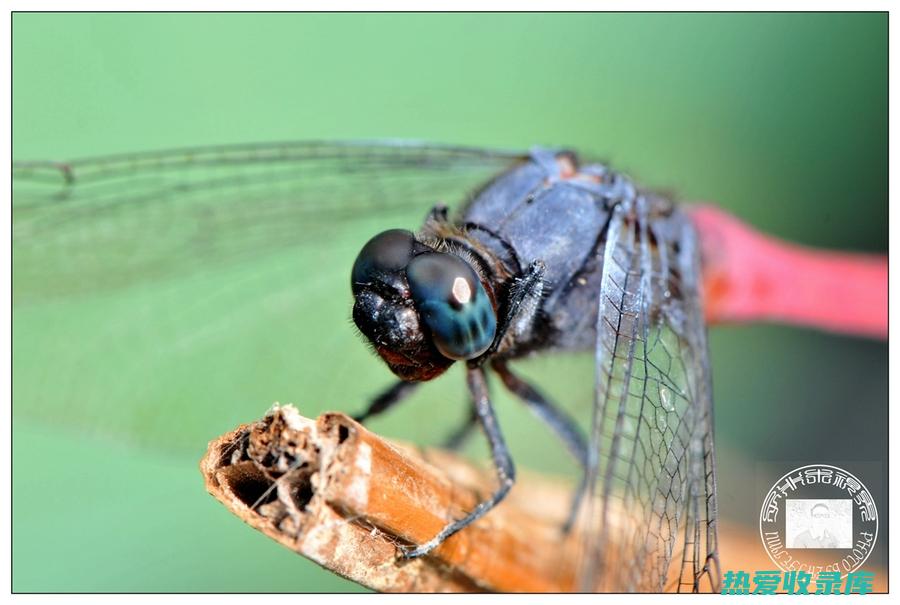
[
  {"left": 200, "top": 405, "right": 887, "bottom": 593},
  {"left": 200, "top": 405, "right": 582, "bottom": 592}
]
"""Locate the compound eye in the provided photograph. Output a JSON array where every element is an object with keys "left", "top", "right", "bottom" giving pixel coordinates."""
[
  {"left": 351, "top": 229, "right": 416, "bottom": 294},
  {"left": 406, "top": 252, "right": 497, "bottom": 360}
]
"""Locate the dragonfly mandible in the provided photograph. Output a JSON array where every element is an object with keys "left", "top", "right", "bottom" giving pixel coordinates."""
[{"left": 14, "top": 141, "right": 720, "bottom": 592}]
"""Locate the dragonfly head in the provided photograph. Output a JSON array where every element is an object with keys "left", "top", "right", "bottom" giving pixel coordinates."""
[{"left": 351, "top": 229, "right": 497, "bottom": 381}]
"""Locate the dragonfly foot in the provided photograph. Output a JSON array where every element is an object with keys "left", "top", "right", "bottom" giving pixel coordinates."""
[
  {"left": 558, "top": 476, "right": 587, "bottom": 536},
  {"left": 397, "top": 538, "right": 440, "bottom": 560}
]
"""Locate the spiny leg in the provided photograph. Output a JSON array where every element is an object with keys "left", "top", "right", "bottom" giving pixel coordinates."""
[
  {"left": 492, "top": 359, "right": 589, "bottom": 533},
  {"left": 484, "top": 260, "right": 546, "bottom": 358},
  {"left": 353, "top": 380, "right": 419, "bottom": 424},
  {"left": 399, "top": 365, "right": 515, "bottom": 559},
  {"left": 441, "top": 404, "right": 478, "bottom": 451},
  {"left": 439, "top": 259, "right": 545, "bottom": 448},
  {"left": 356, "top": 379, "right": 479, "bottom": 449},
  {"left": 441, "top": 371, "right": 494, "bottom": 450}
]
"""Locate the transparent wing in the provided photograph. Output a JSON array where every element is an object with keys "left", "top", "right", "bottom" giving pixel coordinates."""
[
  {"left": 14, "top": 140, "right": 527, "bottom": 304},
  {"left": 580, "top": 194, "right": 720, "bottom": 592},
  {"left": 12, "top": 140, "right": 528, "bottom": 453}
]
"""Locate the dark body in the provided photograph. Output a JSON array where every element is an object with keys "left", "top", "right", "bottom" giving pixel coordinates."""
[
  {"left": 352, "top": 148, "right": 698, "bottom": 571},
  {"left": 431, "top": 148, "right": 677, "bottom": 361},
  {"left": 351, "top": 149, "right": 621, "bottom": 558},
  {"left": 456, "top": 150, "right": 615, "bottom": 357}
]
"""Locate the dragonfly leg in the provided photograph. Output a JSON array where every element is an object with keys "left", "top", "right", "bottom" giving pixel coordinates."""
[
  {"left": 426, "top": 202, "right": 449, "bottom": 222},
  {"left": 399, "top": 366, "right": 515, "bottom": 559},
  {"left": 492, "top": 359, "right": 589, "bottom": 533},
  {"left": 440, "top": 404, "right": 478, "bottom": 451},
  {"left": 441, "top": 372, "right": 494, "bottom": 450},
  {"left": 483, "top": 260, "right": 546, "bottom": 358},
  {"left": 352, "top": 380, "right": 419, "bottom": 424}
]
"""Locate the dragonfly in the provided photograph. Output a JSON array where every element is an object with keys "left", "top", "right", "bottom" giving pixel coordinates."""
[{"left": 12, "top": 140, "right": 887, "bottom": 593}]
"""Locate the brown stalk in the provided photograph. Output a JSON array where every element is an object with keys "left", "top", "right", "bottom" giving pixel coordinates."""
[
  {"left": 200, "top": 405, "right": 888, "bottom": 593},
  {"left": 199, "top": 404, "right": 581, "bottom": 592}
]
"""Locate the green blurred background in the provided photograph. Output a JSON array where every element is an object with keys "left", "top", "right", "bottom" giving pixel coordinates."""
[{"left": 12, "top": 13, "right": 887, "bottom": 592}]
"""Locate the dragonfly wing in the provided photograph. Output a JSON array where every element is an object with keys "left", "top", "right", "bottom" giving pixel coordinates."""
[
  {"left": 14, "top": 140, "right": 527, "bottom": 304},
  {"left": 581, "top": 193, "right": 720, "bottom": 592},
  {"left": 12, "top": 140, "right": 528, "bottom": 453}
]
